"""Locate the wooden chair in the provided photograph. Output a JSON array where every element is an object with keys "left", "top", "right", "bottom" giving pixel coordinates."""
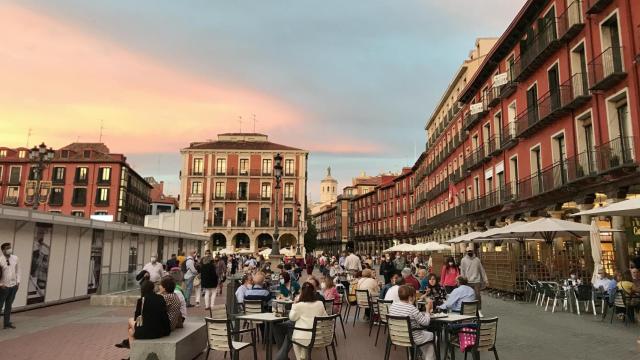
[
  {"left": 352, "top": 290, "right": 373, "bottom": 327},
  {"left": 460, "top": 301, "right": 479, "bottom": 317},
  {"left": 204, "top": 317, "right": 257, "bottom": 360},
  {"left": 374, "top": 299, "right": 392, "bottom": 346},
  {"left": 448, "top": 317, "right": 499, "bottom": 360},
  {"left": 290, "top": 314, "right": 339, "bottom": 360},
  {"left": 384, "top": 314, "right": 439, "bottom": 360}
]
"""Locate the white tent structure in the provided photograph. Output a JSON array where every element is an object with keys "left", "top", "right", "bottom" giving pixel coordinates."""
[
  {"left": 573, "top": 198, "right": 640, "bottom": 217},
  {"left": 473, "top": 221, "right": 528, "bottom": 241},
  {"left": 260, "top": 247, "right": 297, "bottom": 257},
  {"left": 383, "top": 243, "right": 417, "bottom": 253}
]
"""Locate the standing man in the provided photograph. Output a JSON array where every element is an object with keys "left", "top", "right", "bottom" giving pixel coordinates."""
[
  {"left": 183, "top": 250, "right": 198, "bottom": 307},
  {"left": 393, "top": 252, "right": 406, "bottom": 272},
  {"left": 459, "top": 248, "right": 488, "bottom": 312},
  {"left": 143, "top": 255, "right": 164, "bottom": 284},
  {"left": 343, "top": 248, "right": 362, "bottom": 273},
  {"left": 215, "top": 255, "right": 227, "bottom": 296},
  {"left": 0, "top": 242, "right": 20, "bottom": 329}
]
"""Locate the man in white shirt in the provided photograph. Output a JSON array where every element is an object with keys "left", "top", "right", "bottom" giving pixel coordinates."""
[
  {"left": 183, "top": 251, "right": 198, "bottom": 307},
  {"left": 0, "top": 242, "right": 20, "bottom": 329},
  {"left": 343, "top": 249, "right": 362, "bottom": 273},
  {"left": 384, "top": 277, "right": 405, "bottom": 303},
  {"left": 142, "top": 255, "right": 164, "bottom": 283}
]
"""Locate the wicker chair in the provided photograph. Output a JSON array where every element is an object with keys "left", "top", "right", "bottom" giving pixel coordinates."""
[
  {"left": 290, "top": 314, "right": 339, "bottom": 360},
  {"left": 374, "top": 299, "right": 392, "bottom": 346},
  {"left": 384, "top": 314, "right": 439, "bottom": 360},
  {"left": 204, "top": 317, "right": 257, "bottom": 360},
  {"left": 352, "top": 289, "right": 373, "bottom": 327}
]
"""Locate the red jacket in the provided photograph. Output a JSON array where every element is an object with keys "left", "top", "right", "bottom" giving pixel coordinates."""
[
  {"left": 404, "top": 275, "right": 421, "bottom": 291},
  {"left": 440, "top": 265, "right": 460, "bottom": 287}
]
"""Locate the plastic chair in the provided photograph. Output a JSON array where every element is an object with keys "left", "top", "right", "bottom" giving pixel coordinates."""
[
  {"left": 449, "top": 317, "right": 499, "bottom": 360},
  {"left": 352, "top": 289, "right": 373, "bottom": 327},
  {"left": 384, "top": 314, "right": 440, "bottom": 360},
  {"left": 204, "top": 317, "right": 257, "bottom": 360},
  {"left": 374, "top": 299, "right": 392, "bottom": 346},
  {"left": 290, "top": 314, "right": 339, "bottom": 360}
]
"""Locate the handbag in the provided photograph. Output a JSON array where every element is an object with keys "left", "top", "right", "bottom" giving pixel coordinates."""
[
  {"left": 193, "top": 274, "right": 201, "bottom": 287},
  {"left": 135, "top": 297, "right": 144, "bottom": 327}
]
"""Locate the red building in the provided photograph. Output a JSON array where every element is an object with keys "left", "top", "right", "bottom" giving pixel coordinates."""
[
  {"left": 413, "top": 0, "right": 640, "bottom": 272},
  {"left": 0, "top": 143, "right": 152, "bottom": 225}
]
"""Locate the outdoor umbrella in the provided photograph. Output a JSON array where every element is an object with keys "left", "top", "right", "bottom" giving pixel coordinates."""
[
  {"left": 414, "top": 241, "right": 451, "bottom": 252},
  {"left": 590, "top": 219, "right": 603, "bottom": 285},
  {"left": 473, "top": 221, "right": 528, "bottom": 241},
  {"left": 445, "top": 231, "right": 485, "bottom": 244},
  {"left": 573, "top": 198, "right": 640, "bottom": 218},
  {"left": 488, "top": 217, "right": 593, "bottom": 243}
]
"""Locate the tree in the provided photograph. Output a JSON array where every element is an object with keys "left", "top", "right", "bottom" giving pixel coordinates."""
[{"left": 304, "top": 217, "right": 318, "bottom": 253}]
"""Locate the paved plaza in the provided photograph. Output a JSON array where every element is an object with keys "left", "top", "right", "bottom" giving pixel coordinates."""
[{"left": 0, "top": 290, "right": 637, "bottom": 360}]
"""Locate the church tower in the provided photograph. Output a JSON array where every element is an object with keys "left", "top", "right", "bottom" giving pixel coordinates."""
[{"left": 320, "top": 166, "right": 338, "bottom": 203}]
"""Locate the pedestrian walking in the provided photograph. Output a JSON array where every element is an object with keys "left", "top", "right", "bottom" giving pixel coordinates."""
[
  {"left": 142, "top": 254, "right": 164, "bottom": 284},
  {"left": 459, "top": 249, "right": 488, "bottom": 311},
  {"left": 200, "top": 253, "right": 219, "bottom": 310},
  {"left": 0, "top": 242, "right": 19, "bottom": 329},
  {"left": 182, "top": 250, "right": 198, "bottom": 307},
  {"left": 215, "top": 255, "right": 227, "bottom": 296}
]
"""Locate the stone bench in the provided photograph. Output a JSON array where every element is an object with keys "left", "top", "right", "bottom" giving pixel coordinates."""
[{"left": 131, "top": 321, "right": 207, "bottom": 360}]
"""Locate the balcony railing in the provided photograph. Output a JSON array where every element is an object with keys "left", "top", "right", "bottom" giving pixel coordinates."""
[
  {"left": 487, "top": 134, "right": 501, "bottom": 157},
  {"left": 558, "top": 1, "right": 585, "bottom": 42},
  {"left": 564, "top": 72, "right": 591, "bottom": 110},
  {"left": 466, "top": 182, "right": 515, "bottom": 214},
  {"left": 595, "top": 136, "right": 636, "bottom": 174},
  {"left": 500, "top": 68, "right": 517, "bottom": 99},
  {"left": 466, "top": 144, "right": 486, "bottom": 171},
  {"left": 500, "top": 122, "right": 518, "bottom": 150},
  {"left": 515, "top": 84, "right": 573, "bottom": 138},
  {"left": 463, "top": 100, "right": 488, "bottom": 131},
  {"left": 586, "top": 0, "right": 613, "bottom": 14},
  {"left": 485, "top": 86, "right": 501, "bottom": 108},
  {"left": 589, "top": 46, "right": 626, "bottom": 91},
  {"left": 513, "top": 17, "right": 560, "bottom": 82}
]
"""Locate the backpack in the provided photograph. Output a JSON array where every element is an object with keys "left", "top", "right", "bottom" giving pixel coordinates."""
[{"left": 180, "top": 259, "right": 188, "bottom": 273}]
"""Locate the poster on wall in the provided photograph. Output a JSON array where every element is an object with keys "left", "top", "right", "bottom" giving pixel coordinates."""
[
  {"left": 88, "top": 230, "right": 104, "bottom": 294},
  {"left": 27, "top": 223, "right": 52, "bottom": 305}
]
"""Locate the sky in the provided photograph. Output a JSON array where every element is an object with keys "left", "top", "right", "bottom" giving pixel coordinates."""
[{"left": 0, "top": 0, "right": 527, "bottom": 201}]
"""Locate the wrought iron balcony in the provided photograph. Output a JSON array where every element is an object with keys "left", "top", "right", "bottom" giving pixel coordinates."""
[
  {"left": 485, "top": 86, "right": 501, "bottom": 108},
  {"left": 558, "top": 1, "right": 585, "bottom": 42},
  {"left": 586, "top": 0, "right": 613, "bottom": 14},
  {"left": 589, "top": 46, "right": 626, "bottom": 91},
  {"left": 563, "top": 72, "right": 591, "bottom": 110},
  {"left": 513, "top": 18, "right": 561, "bottom": 82},
  {"left": 466, "top": 144, "right": 487, "bottom": 171},
  {"left": 500, "top": 122, "right": 518, "bottom": 151}
]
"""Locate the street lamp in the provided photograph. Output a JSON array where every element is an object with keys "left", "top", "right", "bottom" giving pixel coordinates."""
[
  {"left": 296, "top": 202, "right": 302, "bottom": 255},
  {"left": 28, "top": 142, "right": 55, "bottom": 210},
  {"left": 272, "top": 153, "right": 283, "bottom": 258}
]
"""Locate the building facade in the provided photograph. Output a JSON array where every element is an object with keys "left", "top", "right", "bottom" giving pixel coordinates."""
[
  {"left": 413, "top": 0, "right": 640, "bottom": 273},
  {"left": 146, "top": 177, "right": 179, "bottom": 215},
  {"left": 179, "top": 133, "right": 308, "bottom": 252},
  {"left": 0, "top": 143, "right": 152, "bottom": 225}
]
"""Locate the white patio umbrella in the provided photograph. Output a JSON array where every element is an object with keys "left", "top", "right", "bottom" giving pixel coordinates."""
[
  {"left": 590, "top": 219, "right": 603, "bottom": 285},
  {"left": 413, "top": 241, "right": 452, "bottom": 252},
  {"left": 472, "top": 221, "right": 528, "bottom": 241},
  {"left": 259, "top": 248, "right": 272, "bottom": 257},
  {"left": 445, "top": 231, "right": 485, "bottom": 244},
  {"left": 491, "top": 217, "right": 593, "bottom": 243},
  {"left": 573, "top": 198, "right": 640, "bottom": 217},
  {"left": 280, "top": 247, "right": 297, "bottom": 257},
  {"left": 217, "top": 248, "right": 234, "bottom": 255}
]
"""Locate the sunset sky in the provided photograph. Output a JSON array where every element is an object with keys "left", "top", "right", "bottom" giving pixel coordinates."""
[{"left": 0, "top": 0, "right": 526, "bottom": 200}]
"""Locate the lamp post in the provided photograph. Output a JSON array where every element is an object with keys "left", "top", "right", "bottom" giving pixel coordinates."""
[
  {"left": 296, "top": 202, "right": 302, "bottom": 255},
  {"left": 28, "top": 142, "right": 55, "bottom": 210},
  {"left": 271, "top": 153, "right": 283, "bottom": 258}
]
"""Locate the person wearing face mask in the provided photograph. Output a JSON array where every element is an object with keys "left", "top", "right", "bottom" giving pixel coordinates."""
[
  {"left": 459, "top": 248, "right": 488, "bottom": 311},
  {"left": 322, "top": 276, "right": 341, "bottom": 314},
  {"left": 440, "top": 256, "right": 460, "bottom": 293},
  {"left": 379, "top": 255, "right": 393, "bottom": 284},
  {"left": 278, "top": 272, "right": 300, "bottom": 299},
  {"left": 0, "top": 243, "right": 20, "bottom": 329},
  {"left": 142, "top": 254, "right": 164, "bottom": 284}
]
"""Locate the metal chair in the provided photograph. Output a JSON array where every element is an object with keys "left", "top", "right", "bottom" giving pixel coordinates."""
[
  {"left": 384, "top": 314, "right": 440, "bottom": 360},
  {"left": 352, "top": 289, "right": 373, "bottom": 327},
  {"left": 573, "top": 285, "right": 593, "bottom": 315},
  {"left": 609, "top": 290, "right": 639, "bottom": 326},
  {"left": 204, "top": 317, "right": 257, "bottom": 360},
  {"left": 374, "top": 299, "right": 392, "bottom": 346},
  {"left": 290, "top": 314, "right": 339, "bottom": 360},
  {"left": 460, "top": 301, "right": 479, "bottom": 317},
  {"left": 548, "top": 287, "right": 569, "bottom": 313},
  {"left": 448, "top": 317, "right": 499, "bottom": 360}
]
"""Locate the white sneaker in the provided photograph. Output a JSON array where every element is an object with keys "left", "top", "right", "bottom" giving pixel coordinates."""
[{"left": 478, "top": 310, "right": 484, "bottom": 318}]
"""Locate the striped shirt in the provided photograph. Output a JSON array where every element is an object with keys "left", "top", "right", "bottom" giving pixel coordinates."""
[{"left": 388, "top": 301, "right": 434, "bottom": 344}]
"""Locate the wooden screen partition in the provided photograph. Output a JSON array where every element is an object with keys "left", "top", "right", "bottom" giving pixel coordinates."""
[
  {"left": 430, "top": 252, "right": 450, "bottom": 276},
  {"left": 481, "top": 251, "right": 520, "bottom": 295}
]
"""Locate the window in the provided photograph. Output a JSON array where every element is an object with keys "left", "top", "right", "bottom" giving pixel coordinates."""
[
  {"left": 71, "top": 211, "right": 84, "bottom": 217},
  {"left": 239, "top": 159, "right": 249, "bottom": 175},
  {"left": 509, "top": 156, "right": 519, "bottom": 188},
  {"left": 49, "top": 188, "right": 64, "bottom": 206},
  {"left": 75, "top": 167, "right": 88, "bottom": 184},
  {"left": 284, "top": 159, "right": 294, "bottom": 176},
  {"left": 237, "top": 207, "right": 247, "bottom": 226},
  {"left": 531, "top": 146, "right": 542, "bottom": 195},
  {"left": 0, "top": 166, "right": 2, "bottom": 183},
  {"left": 526, "top": 84, "right": 538, "bottom": 123},
  {"left": 213, "top": 207, "right": 224, "bottom": 226},
  {"left": 553, "top": 133, "right": 567, "bottom": 184},
  {"left": 473, "top": 177, "right": 480, "bottom": 199},
  {"left": 215, "top": 158, "right": 226, "bottom": 175},
  {"left": 0, "top": 150, "right": 6, "bottom": 157},
  {"left": 238, "top": 182, "right": 248, "bottom": 200},
  {"left": 94, "top": 211, "right": 108, "bottom": 216},
  {"left": 60, "top": 150, "right": 69, "bottom": 158},
  {"left": 9, "top": 166, "right": 21, "bottom": 184},
  {"left": 192, "top": 158, "right": 204, "bottom": 175},
  {"left": 4, "top": 187, "right": 19, "bottom": 205},
  {"left": 72, "top": 187, "right": 87, "bottom": 206},
  {"left": 191, "top": 181, "right": 203, "bottom": 194},
  {"left": 52, "top": 167, "right": 65, "bottom": 184},
  {"left": 28, "top": 167, "right": 38, "bottom": 180},
  {"left": 570, "top": 42, "right": 588, "bottom": 96},
  {"left": 95, "top": 188, "right": 110, "bottom": 205},
  {"left": 262, "top": 158, "right": 272, "bottom": 175},
  {"left": 260, "top": 208, "right": 270, "bottom": 227},
  {"left": 284, "top": 183, "right": 294, "bottom": 200},
  {"left": 83, "top": 150, "right": 91, "bottom": 158},
  {"left": 18, "top": 150, "right": 26, "bottom": 158},
  {"left": 214, "top": 182, "right": 224, "bottom": 199},
  {"left": 283, "top": 208, "right": 293, "bottom": 227},
  {"left": 98, "top": 167, "right": 111, "bottom": 184},
  {"left": 261, "top": 183, "right": 271, "bottom": 199}
]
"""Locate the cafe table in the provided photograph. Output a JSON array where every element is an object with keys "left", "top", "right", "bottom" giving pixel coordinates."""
[{"left": 235, "top": 312, "right": 288, "bottom": 360}]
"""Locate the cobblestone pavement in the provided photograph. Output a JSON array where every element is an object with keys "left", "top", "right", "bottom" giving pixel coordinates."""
[{"left": 0, "top": 290, "right": 638, "bottom": 359}]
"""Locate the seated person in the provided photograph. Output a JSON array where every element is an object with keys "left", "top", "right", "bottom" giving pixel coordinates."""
[
  {"left": 357, "top": 269, "right": 381, "bottom": 297},
  {"left": 388, "top": 285, "right": 436, "bottom": 360},
  {"left": 380, "top": 272, "right": 401, "bottom": 299},
  {"left": 235, "top": 274, "right": 253, "bottom": 306},
  {"left": 593, "top": 269, "right": 617, "bottom": 303},
  {"left": 402, "top": 267, "right": 421, "bottom": 292},
  {"left": 278, "top": 272, "right": 300, "bottom": 299},
  {"left": 322, "top": 276, "right": 341, "bottom": 314},
  {"left": 417, "top": 269, "right": 429, "bottom": 291},
  {"left": 115, "top": 280, "right": 170, "bottom": 349},
  {"left": 420, "top": 273, "right": 447, "bottom": 308},
  {"left": 438, "top": 276, "right": 475, "bottom": 313},
  {"left": 384, "top": 277, "right": 405, "bottom": 303},
  {"left": 244, "top": 272, "right": 273, "bottom": 310},
  {"left": 159, "top": 276, "right": 184, "bottom": 330},
  {"left": 290, "top": 283, "right": 329, "bottom": 360},
  {"left": 303, "top": 276, "right": 326, "bottom": 302}
]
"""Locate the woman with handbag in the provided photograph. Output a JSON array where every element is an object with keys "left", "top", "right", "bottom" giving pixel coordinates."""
[{"left": 115, "top": 280, "right": 171, "bottom": 351}]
